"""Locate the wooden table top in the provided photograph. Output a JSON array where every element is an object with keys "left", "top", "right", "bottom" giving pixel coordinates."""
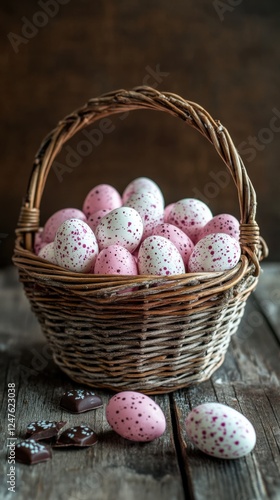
[{"left": 1, "top": 263, "right": 279, "bottom": 500}]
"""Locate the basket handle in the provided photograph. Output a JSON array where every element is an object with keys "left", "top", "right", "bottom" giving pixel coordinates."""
[{"left": 16, "top": 86, "right": 268, "bottom": 275}]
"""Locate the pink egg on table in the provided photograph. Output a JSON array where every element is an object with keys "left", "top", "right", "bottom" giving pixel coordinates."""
[
  {"left": 42, "top": 208, "right": 87, "bottom": 243},
  {"left": 83, "top": 184, "right": 122, "bottom": 218},
  {"left": 38, "top": 242, "right": 57, "bottom": 265},
  {"left": 152, "top": 223, "right": 194, "bottom": 268},
  {"left": 106, "top": 391, "right": 166, "bottom": 442},
  {"left": 168, "top": 198, "right": 212, "bottom": 243},
  {"left": 164, "top": 203, "right": 175, "bottom": 222},
  {"left": 185, "top": 402, "right": 256, "bottom": 459},
  {"left": 124, "top": 192, "right": 164, "bottom": 239},
  {"left": 188, "top": 233, "right": 241, "bottom": 273},
  {"left": 122, "top": 177, "right": 164, "bottom": 207},
  {"left": 94, "top": 245, "right": 138, "bottom": 275},
  {"left": 87, "top": 209, "right": 111, "bottom": 233},
  {"left": 197, "top": 214, "right": 240, "bottom": 241},
  {"left": 54, "top": 218, "right": 99, "bottom": 273},
  {"left": 138, "top": 235, "right": 185, "bottom": 276},
  {"left": 95, "top": 207, "right": 143, "bottom": 252}
]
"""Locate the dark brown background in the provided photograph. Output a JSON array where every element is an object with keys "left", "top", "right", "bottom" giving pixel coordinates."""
[{"left": 1, "top": 0, "right": 280, "bottom": 267}]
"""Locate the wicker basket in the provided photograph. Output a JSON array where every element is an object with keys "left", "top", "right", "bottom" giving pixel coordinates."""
[{"left": 13, "top": 86, "right": 268, "bottom": 394}]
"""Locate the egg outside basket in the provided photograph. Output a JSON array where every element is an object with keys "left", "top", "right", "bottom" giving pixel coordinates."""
[{"left": 13, "top": 86, "right": 268, "bottom": 394}]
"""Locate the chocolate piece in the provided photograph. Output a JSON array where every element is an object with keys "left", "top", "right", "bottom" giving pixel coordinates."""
[
  {"left": 15, "top": 439, "right": 52, "bottom": 465},
  {"left": 60, "top": 389, "right": 103, "bottom": 413},
  {"left": 25, "top": 420, "right": 67, "bottom": 441},
  {"left": 53, "top": 425, "right": 98, "bottom": 447}
]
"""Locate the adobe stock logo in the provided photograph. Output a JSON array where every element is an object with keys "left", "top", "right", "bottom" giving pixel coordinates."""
[{"left": 8, "top": 0, "right": 71, "bottom": 54}]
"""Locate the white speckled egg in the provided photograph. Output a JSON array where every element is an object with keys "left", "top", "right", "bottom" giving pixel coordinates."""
[
  {"left": 87, "top": 209, "right": 111, "bottom": 233},
  {"left": 122, "top": 177, "right": 164, "bottom": 207},
  {"left": 197, "top": 214, "right": 240, "bottom": 241},
  {"left": 138, "top": 235, "right": 185, "bottom": 276},
  {"left": 185, "top": 402, "right": 256, "bottom": 459},
  {"left": 124, "top": 192, "right": 164, "bottom": 239},
  {"left": 83, "top": 184, "right": 122, "bottom": 218},
  {"left": 94, "top": 245, "right": 138, "bottom": 275},
  {"left": 168, "top": 198, "right": 212, "bottom": 243},
  {"left": 152, "top": 223, "right": 194, "bottom": 268},
  {"left": 106, "top": 391, "right": 166, "bottom": 442},
  {"left": 188, "top": 233, "right": 241, "bottom": 273},
  {"left": 95, "top": 207, "right": 143, "bottom": 252},
  {"left": 54, "top": 218, "right": 98, "bottom": 273},
  {"left": 42, "top": 208, "right": 87, "bottom": 243},
  {"left": 38, "top": 242, "right": 57, "bottom": 265}
]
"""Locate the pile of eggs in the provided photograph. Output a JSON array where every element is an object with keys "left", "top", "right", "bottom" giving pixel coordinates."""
[
  {"left": 35, "top": 177, "right": 241, "bottom": 275},
  {"left": 105, "top": 390, "right": 256, "bottom": 460}
]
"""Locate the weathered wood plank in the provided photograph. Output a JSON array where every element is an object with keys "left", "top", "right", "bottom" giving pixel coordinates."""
[
  {"left": 254, "top": 263, "right": 280, "bottom": 342},
  {"left": 172, "top": 270, "right": 280, "bottom": 500},
  {"left": 0, "top": 268, "right": 184, "bottom": 500}
]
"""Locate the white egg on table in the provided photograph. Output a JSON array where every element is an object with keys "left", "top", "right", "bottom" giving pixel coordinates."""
[
  {"left": 138, "top": 235, "right": 185, "bottom": 276},
  {"left": 188, "top": 233, "right": 241, "bottom": 273},
  {"left": 185, "top": 402, "right": 256, "bottom": 459},
  {"left": 54, "top": 218, "right": 99, "bottom": 273},
  {"left": 168, "top": 198, "right": 212, "bottom": 243},
  {"left": 95, "top": 207, "right": 143, "bottom": 252}
]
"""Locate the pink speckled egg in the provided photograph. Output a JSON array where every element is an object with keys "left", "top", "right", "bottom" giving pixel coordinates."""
[
  {"left": 42, "top": 208, "right": 87, "bottom": 243},
  {"left": 87, "top": 209, "right": 111, "bottom": 233},
  {"left": 124, "top": 192, "right": 164, "bottom": 239},
  {"left": 188, "top": 233, "right": 241, "bottom": 273},
  {"left": 94, "top": 245, "right": 138, "bottom": 275},
  {"left": 106, "top": 391, "right": 166, "bottom": 442},
  {"left": 164, "top": 203, "right": 175, "bottom": 222},
  {"left": 38, "top": 242, "right": 57, "bottom": 265},
  {"left": 34, "top": 228, "right": 47, "bottom": 255},
  {"left": 168, "top": 198, "right": 212, "bottom": 243},
  {"left": 122, "top": 177, "right": 164, "bottom": 207},
  {"left": 185, "top": 402, "right": 256, "bottom": 459},
  {"left": 152, "top": 223, "right": 194, "bottom": 268},
  {"left": 54, "top": 218, "right": 98, "bottom": 273},
  {"left": 83, "top": 184, "right": 122, "bottom": 218},
  {"left": 138, "top": 235, "right": 185, "bottom": 276},
  {"left": 95, "top": 207, "right": 143, "bottom": 252},
  {"left": 197, "top": 214, "right": 240, "bottom": 241}
]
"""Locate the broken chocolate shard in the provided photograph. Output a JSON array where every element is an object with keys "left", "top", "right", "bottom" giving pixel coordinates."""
[
  {"left": 53, "top": 425, "right": 98, "bottom": 447},
  {"left": 25, "top": 420, "right": 67, "bottom": 441},
  {"left": 15, "top": 439, "right": 52, "bottom": 465},
  {"left": 60, "top": 389, "right": 103, "bottom": 413}
]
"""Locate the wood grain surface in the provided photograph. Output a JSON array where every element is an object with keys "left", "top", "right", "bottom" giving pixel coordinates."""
[
  {"left": 0, "top": 0, "right": 279, "bottom": 267},
  {"left": 0, "top": 262, "right": 280, "bottom": 500}
]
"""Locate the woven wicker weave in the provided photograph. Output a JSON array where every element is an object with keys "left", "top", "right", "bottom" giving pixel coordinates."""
[{"left": 13, "top": 86, "right": 268, "bottom": 394}]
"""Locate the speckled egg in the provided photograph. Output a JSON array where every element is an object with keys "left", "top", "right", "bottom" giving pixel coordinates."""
[
  {"left": 106, "top": 391, "right": 166, "bottom": 442},
  {"left": 188, "top": 233, "right": 241, "bottom": 273},
  {"left": 152, "top": 223, "right": 194, "bottom": 268},
  {"left": 54, "top": 218, "right": 98, "bottom": 273},
  {"left": 185, "top": 402, "right": 256, "bottom": 459},
  {"left": 168, "top": 198, "right": 212, "bottom": 243},
  {"left": 83, "top": 184, "right": 122, "bottom": 218},
  {"left": 124, "top": 192, "right": 164, "bottom": 239},
  {"left": 197, "top": 214, "right": 240, "bottom": 241},
  {"left": 138, "top": 235, "right": 185, "bottom": 276},
  {"left": 34, "top": 228, "right": 47, "bottom": 255},
  {"left": 87, "top": 209, "right": 111, "bottom": 233},
  {"left": 38, "top": 242, "right": 57, "bottom": 265},
  {"left": 94, "top": 245, "right": 138, "bottom": 275},
  {"left": 164, "top": 203, "right": 175, "bottom": 222},
  {"left": 95, "top": 207, "right": 143, "bottom": 252},
  {"left": 122, "top": 177, "right": 164, "bottom": 207},
  {"left": 42, "top": 208, "right": 87, "bottom": 243}
]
